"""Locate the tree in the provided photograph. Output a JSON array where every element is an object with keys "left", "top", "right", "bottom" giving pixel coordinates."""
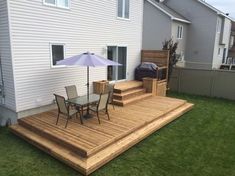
[{"left": 162, "top": 38, "right": 178, "bottom": 85}]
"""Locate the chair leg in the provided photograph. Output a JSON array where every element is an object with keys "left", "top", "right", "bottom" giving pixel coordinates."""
[
  {"left": 78, "top": 112, "right": 83, "bottom": 125},
  {"left": 106, "top": 110, "right": 110, "bottom": 120},
  {"left": 65, "top": 116, "right": 69, "bottom": 128},
  {"left": 97, "top": 112, "right": 101, "bottom": 124},
  {"left": 56, "top": 113, "right": 60, "bottom": 125},
  {"left": 112, "top": 103, "right": 115, "bottom": 110}
]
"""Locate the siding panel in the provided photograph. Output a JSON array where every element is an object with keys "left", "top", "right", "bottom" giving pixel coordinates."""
[
  {"left": 9, "top": 0, "right": 143, "bottom": 112},
  {"left": 0, "top": 0, "right": 16, "bottom": 110}
]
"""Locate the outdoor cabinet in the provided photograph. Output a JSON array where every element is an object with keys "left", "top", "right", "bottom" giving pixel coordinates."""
[{"left": 93, "top": 80, "right": 109, "bottom": 94}]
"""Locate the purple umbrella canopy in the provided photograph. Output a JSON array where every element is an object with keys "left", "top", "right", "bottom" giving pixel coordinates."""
[{"left": 56, "top": 52, "right": 121, "bottom": 67}]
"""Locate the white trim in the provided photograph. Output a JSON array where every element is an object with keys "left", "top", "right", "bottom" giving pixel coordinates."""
[
  {"left": 106, "top": 45, "right": 128, "bottom": 82},
  {"left": 177, "top": 25, "right": 183, "bottom": 39},
  {"left": 49, "top": 43, "right": 66, "bottom": 68},
  {"left": 146, "top": 0, "right": 191, "bottom": 24},
  {"left": 172, "top": 18, "right": 191, "bottom": 24},
  {"left": 43, "top": 0, "right": 70, "bottom": 10},
  {"left": 6, "top": 0, "right": 18, "bottom": 111}
]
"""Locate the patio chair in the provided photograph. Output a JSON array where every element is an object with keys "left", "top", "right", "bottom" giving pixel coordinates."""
[
  {"left": 104, "top": 83, "right": 115, "bottom": 110},
  {"left": 89, "top": 92, "right": 110, "bottom": 124},
  {"left": 54, "top": 94, "right": 83, "bottom": 128},
  {"left": 65, "top": 85, "right": 78, "bottom": 99},
  {"left": 65, "top": 85, "right": 87, "bottom": 113}
]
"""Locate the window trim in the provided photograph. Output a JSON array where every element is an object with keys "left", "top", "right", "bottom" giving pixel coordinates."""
[
  {"left": 117, "top": 0, "right": 130, "bottom": 19},
  {"left": 177, "top": 25, "right": 183, "bottom": 39},
  {"left": 43, "top": 0, "right": 70, "bottom": 9},
  {"left": 106, "top": 44, "right": 128, "bottom": 82},
  {"left": 50, "top": 43, "right": 66, "bottom": 68}
]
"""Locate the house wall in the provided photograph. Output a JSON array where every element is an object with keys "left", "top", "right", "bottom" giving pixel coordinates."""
[
  {"left": 8, "top": 0, "right": 144, "bottom": 113},
  {"left": 0, "top": 0, "right": 16, "bottom": 111},
  {"left": 171, "top": 21, "right": 188, "bottom": 64},
  {"left": 212, "top": 17, "right": 231, "bottom": 68},
  {"left": 165, "top": 0, "right": 218, "bottom": 69},
  {"left": 142, "top": 0, "right": 172, "bottom": 50}
]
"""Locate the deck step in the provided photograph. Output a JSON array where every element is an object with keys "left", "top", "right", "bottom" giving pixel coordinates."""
[
  {"left": 113, "top": 93, "right": 152, "bottom": 106},
  {"left": 18, "top": 118, "right": 90, "bottom": 157},
  {"left": 10, "top": 125, "right": 88, "bottom": 175},
  {"left": 114, "top": 81, "right": 143, "bottom": 93},
  {"left": 113, "top": 88, "right": 146, "bottom": 100}
]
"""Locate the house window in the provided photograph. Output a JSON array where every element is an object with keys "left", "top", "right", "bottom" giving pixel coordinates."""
[
  {"left": 117, "top": 0, "right": 130, "bottom": 19},
  {"left": 43, "top": 0, "right": 69, "bottom": 8},
  {"left": 177, "top": 25, "right": 183, "bottom": 39},
  {"left": 51, "top": 44, "right": 65, "bottom": 66}
]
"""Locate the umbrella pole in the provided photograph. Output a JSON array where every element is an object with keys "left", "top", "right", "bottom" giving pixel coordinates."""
[
  {"left": 83, "top": 66, "right": 93, "bottom": 119},
  {"left": 87, "top": 66, "right": 89, "bottom": 101}
]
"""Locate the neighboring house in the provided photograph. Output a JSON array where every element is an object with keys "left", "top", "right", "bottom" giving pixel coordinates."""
[
  {"left": 143, "top": 0, "right": 233, "bottom": 69},
  {"left": 0, "top": 0, "right": 144, "bottom": 124},
  {"left": 143, "top": 0, "right": 231, "bottom": 69},
  {"left": 228, "top": 21, "right": 235, "bottom": 64},
  {"left": 142, "top": 0, "right": 191, "bottom": 66}
]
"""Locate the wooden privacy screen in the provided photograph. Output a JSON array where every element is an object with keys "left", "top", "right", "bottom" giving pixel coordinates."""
[
  {"left": 141, "top": 50, "right": 169, "bottom": 67},
  {"left": 141, "top": 50, "right": 170, "bottom": 82}
]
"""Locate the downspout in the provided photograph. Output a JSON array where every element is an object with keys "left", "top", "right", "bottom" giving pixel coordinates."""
[{"left": 0, "top": 54, "right": 5, "bottom": 104}]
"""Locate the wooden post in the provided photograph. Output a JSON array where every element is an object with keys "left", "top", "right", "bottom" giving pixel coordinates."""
[
  {"left": 143, "top": 78, "right": 157, "bottom": 95},
  {"left": 156, "top": 81, "right": 167, "bottom": 96}
]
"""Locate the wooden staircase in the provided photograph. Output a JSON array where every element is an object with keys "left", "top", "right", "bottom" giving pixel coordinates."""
[{"left": 113, "top": 81, "right": 152, "bottom": 106}]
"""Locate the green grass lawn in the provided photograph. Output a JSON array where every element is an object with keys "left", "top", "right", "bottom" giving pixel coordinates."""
[{"left": 1, "top": 92, "right": 235, "bottom": 176}]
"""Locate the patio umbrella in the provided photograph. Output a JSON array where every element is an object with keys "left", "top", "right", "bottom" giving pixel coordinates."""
[{"left": 56, "top": 51, "right": 121, "bottom": 101}]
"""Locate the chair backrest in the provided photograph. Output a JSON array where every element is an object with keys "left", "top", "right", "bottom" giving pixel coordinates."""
[
  {"left": 104, "top": 83, "right": 115, "bottom": 102},
  {"left": 65, "top": 85, "right": 78, "bottom": 99},
  {"left": 98, "top": 93, "right": 110, "bottom": 111},
  {"left": 54, "top": 94, "right": 68, "bottom": 115}
]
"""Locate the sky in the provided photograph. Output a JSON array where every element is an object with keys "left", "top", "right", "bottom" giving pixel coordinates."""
[{"left": 205, "top": 0, "right": 235, "bottom": 19}]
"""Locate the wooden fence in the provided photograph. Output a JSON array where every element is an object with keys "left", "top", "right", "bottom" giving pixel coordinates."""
[{"left": 169, "top": 67, "right": 235, "bottom": 100}]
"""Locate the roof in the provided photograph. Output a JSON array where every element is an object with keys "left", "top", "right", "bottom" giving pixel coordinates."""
[
  {"left": 146, "top": 0, "right": 191, "bottom": 24},
  {"left": 197, "top": 0, "right": 234, "bottom": 21}
]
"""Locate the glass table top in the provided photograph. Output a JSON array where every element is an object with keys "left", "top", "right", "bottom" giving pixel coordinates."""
[{"left": 66, "top": 94, "right": 100, "bottom": 106}]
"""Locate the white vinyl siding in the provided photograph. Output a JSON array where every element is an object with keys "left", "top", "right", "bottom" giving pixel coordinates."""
[
  {"left": 216, "top": 19, "right": 221, "bottom": 33},
  {"left": 0, "top": 0, "right": 16, "bottom": 110},
  {"left": 8, "top": 0, "right": 143, "bottom": 112},
  {"left": 117, "top": 0, "right": 130, "bottom": 19}
]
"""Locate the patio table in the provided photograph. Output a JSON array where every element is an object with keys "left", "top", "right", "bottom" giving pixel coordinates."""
[{"left": 66, "top": 94, "right": 100, "bottom": 120}]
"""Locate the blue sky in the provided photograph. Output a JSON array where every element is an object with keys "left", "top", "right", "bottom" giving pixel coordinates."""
[{"left": 206, "top": 0, "right": 235, "bottom": 19}]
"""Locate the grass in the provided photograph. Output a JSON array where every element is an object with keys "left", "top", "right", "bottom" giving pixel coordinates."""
[{"left": 1, "top": 92, "right": 235, "bottom": 176}]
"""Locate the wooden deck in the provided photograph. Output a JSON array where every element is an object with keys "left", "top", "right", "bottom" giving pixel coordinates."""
[{"left": 10, "top": 96, "right": 193, "bottom": 175}]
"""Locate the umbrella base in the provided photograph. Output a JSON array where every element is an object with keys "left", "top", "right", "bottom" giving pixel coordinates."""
[{"left": 83, "top": 113, "right": 94, "bottom": 119}]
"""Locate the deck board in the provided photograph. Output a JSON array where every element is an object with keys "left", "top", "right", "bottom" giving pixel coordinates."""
[{"left": 10, "top": 96, "right": 193, "bottom": 175}]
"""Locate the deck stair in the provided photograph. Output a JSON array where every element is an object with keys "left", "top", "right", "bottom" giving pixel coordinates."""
[{"left": 113, "top": 81, "right": 152, "bottom": 106}]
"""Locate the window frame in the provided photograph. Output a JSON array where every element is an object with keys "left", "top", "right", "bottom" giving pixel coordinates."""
[
  {"left": 43, "top": 0, "right": 70, "bottom": 9},
  {"left": 117, "top": 0, "right": 130, "bottom": 20},
  {"left": 50, "top": 43, "right": 66, "bottom": 68},
  {"left": 177, "top": 25, "right": 183, "bottom": 39}
]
